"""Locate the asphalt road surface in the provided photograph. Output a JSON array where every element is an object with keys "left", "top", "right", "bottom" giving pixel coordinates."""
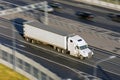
[{"left": 0, "top": 18, "right": 120, "bottom": 80}]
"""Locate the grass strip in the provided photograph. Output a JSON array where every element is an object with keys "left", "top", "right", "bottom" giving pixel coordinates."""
[{"left": 0, "top": 63, "right": 29, "bottom": 80}]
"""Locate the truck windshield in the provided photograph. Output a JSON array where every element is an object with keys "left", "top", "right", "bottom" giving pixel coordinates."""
[{"left": 80, "top": 45, "right": 88, "bottom": 50}]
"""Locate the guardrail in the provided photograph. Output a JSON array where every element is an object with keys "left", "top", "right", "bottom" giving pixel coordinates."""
[{"left": 0, "top": 43, "right": 61, "bottom": 80}]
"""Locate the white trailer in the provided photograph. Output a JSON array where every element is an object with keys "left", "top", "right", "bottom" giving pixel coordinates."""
[{"left": 23, "top": 21, "right": 93, "bottom": 59}]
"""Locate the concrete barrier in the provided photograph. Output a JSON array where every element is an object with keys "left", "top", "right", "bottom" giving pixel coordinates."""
[{"left": 0, "top": 43, "right": 61, "bottom": 80}]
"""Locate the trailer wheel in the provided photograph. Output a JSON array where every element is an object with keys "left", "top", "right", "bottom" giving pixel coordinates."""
[
  {"left": 31, "top": 40, "right": 35, "bottom": 44},
  {"left": 25, "top": 37, "right": 31, "bottom": 42},
  {"left": 61, "top": 50, "right": 65, "bottom": 54},
  {"left": 79, "top": 56, "right": 85, "bottom": 60},
  {"left": 57, "top": 48, "right": 61, "bottom": 52}
]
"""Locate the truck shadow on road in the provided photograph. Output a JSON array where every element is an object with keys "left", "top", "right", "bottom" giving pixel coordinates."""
[{"left": 10, "top": 18, "right": 27, "bottom": 37}]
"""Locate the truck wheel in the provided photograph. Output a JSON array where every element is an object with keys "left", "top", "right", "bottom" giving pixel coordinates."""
[
  {"left": 31, "top": 40, "right": 35, "bottom": 44},
  {"left": 25, "top": 37, "right": 31, "bottom": 42},
  {"left": 61, "top": 50, "right": 65, "bottom": 54},
  {"left": 57, "top": 48, "right": 61, "bottom": 52},
  {"left": 80, "top": 56, "right": 85, "bottom": 60}
]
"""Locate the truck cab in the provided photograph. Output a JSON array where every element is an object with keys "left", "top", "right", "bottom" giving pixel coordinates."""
[{"left": 68, "top": 35, "right": 93, "bottom": 59}]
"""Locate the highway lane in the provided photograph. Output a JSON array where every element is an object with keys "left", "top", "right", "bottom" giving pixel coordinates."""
[
  {"left": 0, "top": 20, "right": 120, "bottom": 80},
  {"left": 2, "top": 0, "right": 120, "bottom": 33}
]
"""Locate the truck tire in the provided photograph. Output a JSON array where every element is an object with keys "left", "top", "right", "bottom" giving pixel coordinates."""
[
  {"left": 31, "top": 39, "right": 35, "bottom": 44},
  {"left": 61, "top": 50, "right": 65, "bottom": 54},
  {"left": 25, "top": 37, "right": 31, "bottom": 42},
  {"left": 57, "top": 48, "right": 61, "bottom": 52},
  {"left": 79, "top": 56, "right": 85, "bottom": 60}
]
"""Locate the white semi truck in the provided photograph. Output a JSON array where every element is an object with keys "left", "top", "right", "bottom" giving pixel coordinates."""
[{"left": 23, "top": 21, "right": 94, "bottom": 59}]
